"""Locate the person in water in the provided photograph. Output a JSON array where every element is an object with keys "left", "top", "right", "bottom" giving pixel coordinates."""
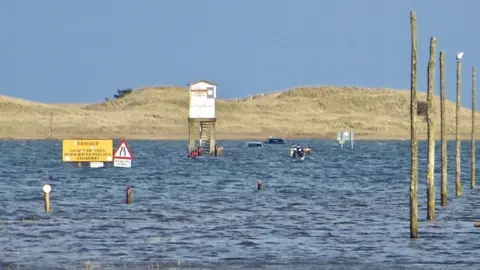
[
  {"left": 290, "top": 143, "right": 297, "bottom": 158},
  {"left": 188, "top": 148, "right": 198, "bottom": 158},
  {"left": 296, "top": 144, "right": 304, "bottom": 159},
  {"left": 304, "top": 145, "right": 312, "bottom": 154}
]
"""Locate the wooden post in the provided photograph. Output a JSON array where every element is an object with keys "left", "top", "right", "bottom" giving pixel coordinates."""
[
  {"left": 42, "top": 184, "right": 51, "bottom": 214},
  {"left": 426, "top": 37, "right": 436, "bottom": 220},
  {"left": 350, "top": 127, "right": 354, "bottom": 149},
  {"left": 440, "top": 51, "right": 448, "bottom": 208},
  {"left": 409, "top": 11, "right": 419, "bottom": 239},
  {"left": 188, "top": 120, "right": 196, "bottom": 153},
  {"left": 472, "top": 66, "right": 476, "bottom": 189},
  {"left": 210, "top": 121, "right": 216, "bottom": 155},
  {"left": 44, "top": 193, "right": 50, "bottom": 214},
  {"left": 126, "top": 186, "right": 132, "bottom": 204},
  {"left": 456, "top": 56, "right": 463, "bottom": 197},
  {"left": 85, "top": 262, "right": 93, "bottom": 270},
  {"left": 199, "top": 121, "right": 203, "bottom": 147}
]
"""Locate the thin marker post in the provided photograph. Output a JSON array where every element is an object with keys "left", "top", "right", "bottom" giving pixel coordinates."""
[{"left": 43, "top": 184, "right": 52, "bottom": 214}]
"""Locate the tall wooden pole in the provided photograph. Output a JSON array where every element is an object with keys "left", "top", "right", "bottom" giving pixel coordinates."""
[
  {"left": 440, "top": 51, "right": 448, "bottom": 208},
  {"left": 456, "top": 56, "right": 463, "bottom": 197},
  {"left": 472, "top": 66, "right": 476, "bottom": 189},
  {"left": 409, "top": 11, "right": 419, "bottom": 238},
  {"left": 426, "top": 37, "right": 436, "bottom": 220}
]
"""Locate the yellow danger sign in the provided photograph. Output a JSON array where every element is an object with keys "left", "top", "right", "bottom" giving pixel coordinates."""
[{"left": 62, "top": 140, "right": 113, "bottom": 162}]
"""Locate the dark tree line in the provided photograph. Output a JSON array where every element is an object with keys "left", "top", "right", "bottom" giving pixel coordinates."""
[
  {"left": 105, "top": 88, "right": 133, "bottom": 101},
  {"left": 113, "top": 88, "right": 133, "bottom": 99}
]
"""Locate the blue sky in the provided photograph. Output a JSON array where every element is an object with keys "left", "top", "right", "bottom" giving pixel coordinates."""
[{"left": 0, "top": 0, "right": 478, "bottom": 108}]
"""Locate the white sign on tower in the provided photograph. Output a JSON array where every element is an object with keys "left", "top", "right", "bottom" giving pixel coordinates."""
[
  {"left": 189, "top": 80, "right": 217, "bottom": 119},
  {"left": 113, "top": 140, "right": 134, "bottom": 168}
]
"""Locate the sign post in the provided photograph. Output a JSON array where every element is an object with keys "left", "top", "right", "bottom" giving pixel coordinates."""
[
  {"left": 337, "top": 130, "right": 354, "bottom": 149},
  {"left": 62, "top": 140, "right": 113, "bottom": 163},
  {"left": 113, "top": 140, "right": 134, "bottom": 168}
]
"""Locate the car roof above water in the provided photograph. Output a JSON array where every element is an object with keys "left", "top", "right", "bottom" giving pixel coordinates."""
[
  {"left": 265, "top": 138, "right": 285, "bottom": 144},
  {"left": 247, "top": 141, "right": 265, "bottom": 147}
]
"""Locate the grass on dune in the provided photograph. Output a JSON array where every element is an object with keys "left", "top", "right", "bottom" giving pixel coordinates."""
[{"left": 0, "top": 85, "right": 476, "bottom": 140}]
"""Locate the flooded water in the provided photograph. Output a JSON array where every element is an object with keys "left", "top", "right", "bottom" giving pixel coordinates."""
[{"left": 0, "top": 139, "right": 479, "bottom": 269}]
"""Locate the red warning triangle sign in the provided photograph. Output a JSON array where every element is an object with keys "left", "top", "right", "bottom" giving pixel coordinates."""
[{"left": 113, "top": 140, "right": 133, "bottom": 160}]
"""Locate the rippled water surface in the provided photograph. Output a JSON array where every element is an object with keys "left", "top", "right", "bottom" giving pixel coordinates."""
[{"left": 1, "top": 139, "right": 480, "bottom": 269}]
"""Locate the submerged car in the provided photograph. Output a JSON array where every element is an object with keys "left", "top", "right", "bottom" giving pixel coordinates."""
[
  {"left": 247, "top": 141, "right": 265, "bottom": 148},
  {"left": 264, "top": 137, "right": 285, "bottom": 144}
]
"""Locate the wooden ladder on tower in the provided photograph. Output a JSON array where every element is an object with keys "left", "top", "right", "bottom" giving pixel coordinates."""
[{"left": 199, "top": 121, "right": 212, "bottom": 153}]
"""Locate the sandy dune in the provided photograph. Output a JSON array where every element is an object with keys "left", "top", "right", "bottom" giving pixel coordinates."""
[{"left": 0, "top": 85, "right": 477, "bottom": 140}]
